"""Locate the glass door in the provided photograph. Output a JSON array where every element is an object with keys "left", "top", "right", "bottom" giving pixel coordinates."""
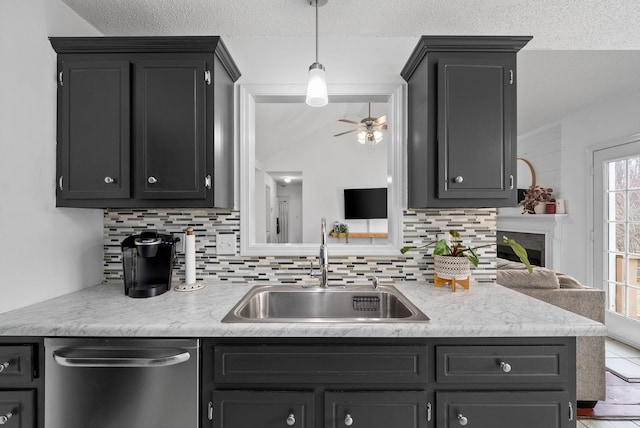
[{"left": 594, "top": 140, "right": 640, "bottom": 347}]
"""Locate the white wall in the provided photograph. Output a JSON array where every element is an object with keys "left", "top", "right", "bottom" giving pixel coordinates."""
[
  {"left": 561, "top": 89, "right": 640, "bottom": 284},
  {"left": 0, "top": 0, "right": 103, "bottom": 313},
  {"left": 520, "top": 90, "right": 640, "bottom": 284},
  {"left": 517, "top": 123, "right": 562, "bottom": 194}
]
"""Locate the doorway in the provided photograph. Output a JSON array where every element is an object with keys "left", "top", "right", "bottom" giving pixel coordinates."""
[{"left": 594, "top": 138, "right": 640, "bottom": 348}]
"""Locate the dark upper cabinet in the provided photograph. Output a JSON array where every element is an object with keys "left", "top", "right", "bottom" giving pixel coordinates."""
[
  {"left": 135, "top": 59, "right": 206, "bottom": 200},
  {"left": 50, "top": 37, "right": 241, "bottom": 208},
  {"left": 58, "top": 60, "right": 130, "bottom": 200},
  {"left": 401, "top": 36, "right": 531, "bottom": 208}
]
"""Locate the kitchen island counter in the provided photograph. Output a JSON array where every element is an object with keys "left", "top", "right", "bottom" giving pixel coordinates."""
[{"left": 0, "top": 281, "right": 605, "bottom": 338}]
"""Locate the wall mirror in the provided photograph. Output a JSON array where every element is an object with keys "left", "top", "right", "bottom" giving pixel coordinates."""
[{"left": 240, "top": 84, "right": 404, "bottom": 256}]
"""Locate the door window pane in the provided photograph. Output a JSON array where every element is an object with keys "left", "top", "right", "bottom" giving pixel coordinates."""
[
  {"left": 608, "top": 159, "right": 627, "bottom": 191},
  {"left": 628, "top": 157, "right": 640, "bottom": 189}
]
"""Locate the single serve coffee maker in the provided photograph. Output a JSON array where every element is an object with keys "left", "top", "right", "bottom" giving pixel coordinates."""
[{"left": 121, "top": 231, "right": 177, "bottom": 298}]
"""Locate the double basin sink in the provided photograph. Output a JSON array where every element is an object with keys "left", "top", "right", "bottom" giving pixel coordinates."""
[{"left": 222, "top": 283, "right": 430, "bottom": 323}]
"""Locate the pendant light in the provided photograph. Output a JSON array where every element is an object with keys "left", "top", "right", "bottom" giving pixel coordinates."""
[{"left": 305, "top": 0, "right": 328, "bottom": 107}]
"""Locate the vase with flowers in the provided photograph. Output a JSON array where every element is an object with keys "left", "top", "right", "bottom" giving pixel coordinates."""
[{"left": 520, "top": 185, "right": 553, "bottom": 214}]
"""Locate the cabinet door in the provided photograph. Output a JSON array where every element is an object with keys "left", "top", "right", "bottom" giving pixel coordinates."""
[
  {"left": 437, "top": 56, "right": 514, "bottom": 200},
  {"left": 0, "top": 390, "right": 35, "bottom": 428},
  {"left": 135, "top": 59, "right": 207, "bottom": 200},
  {"left": 58, "top": 60, "right": 130, "bottom": 200},
  {"left": 212, "top": 390, "right": 314, "bottom": 428},
  {"left": 436, "top": 391, "right": 572, "bottom": 428},
  {"left": 325, "top": 391, "right": 428, "bottom": 428}
]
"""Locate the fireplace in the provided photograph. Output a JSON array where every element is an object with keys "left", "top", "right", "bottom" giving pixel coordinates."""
[
  {"left": 497, "top": 231, "right": 545, "bottom": 267},
  {"left": 496, "top": 208, "right": 567, "bottom": 270}
]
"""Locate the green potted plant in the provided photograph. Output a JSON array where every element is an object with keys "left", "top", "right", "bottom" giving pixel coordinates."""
[{"left": 401, "top": 230, "right": 532, "bottom": 276}]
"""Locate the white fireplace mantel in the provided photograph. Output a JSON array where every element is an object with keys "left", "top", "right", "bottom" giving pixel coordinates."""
[{"left": 496, "top": 207, "right": 568, "bottom": 270}]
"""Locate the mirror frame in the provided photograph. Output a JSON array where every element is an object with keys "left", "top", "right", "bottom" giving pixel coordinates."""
[{"left": 239, "top": 83, "right": 405, "bottom": 256}]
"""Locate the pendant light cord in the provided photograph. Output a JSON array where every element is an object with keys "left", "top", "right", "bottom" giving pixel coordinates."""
[{"left": 315, "top": 0, "right": 319, "bottom": 63}]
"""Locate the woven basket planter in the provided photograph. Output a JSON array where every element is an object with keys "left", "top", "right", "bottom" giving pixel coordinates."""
[{"left": 434, "top": 255, "right": 471, "bottom": 280}]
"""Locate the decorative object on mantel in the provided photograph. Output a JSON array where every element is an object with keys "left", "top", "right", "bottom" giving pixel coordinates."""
[
  {"left": 401, "top": 230, "right": 532, "bottom": 292},
  {"left": 520, "top": 185, "right": 554, "bottom": 214}
]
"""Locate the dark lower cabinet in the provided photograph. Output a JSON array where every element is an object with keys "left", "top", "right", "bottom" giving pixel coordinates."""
[
  {"left": 207, "top": 337, "right": 577, "bottom": 428},
  {"left": 0, "top": 390, "right": 35, "bottom": 428},
  {"left": 437, "top": 391, "right": 572, "bottom": 428},
  {"left": 325, "top": 391, "right": 428, "bottom": 428},
  {"left": 213, "top": 391, "right": 314, "bottom": 428},
  {"left": 0, "top": 339, "right": 43, "bottom": 428}
]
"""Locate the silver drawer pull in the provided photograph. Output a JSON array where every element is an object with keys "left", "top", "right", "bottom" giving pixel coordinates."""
[
  {"left": 147, "top": 176, "right": 158, "bottom": 184},
  {"left": 344, "top": 414, "right": 353, "bottom": 426},
  {"left": 500, "top": 361, "right": 512, "bottom": 373},
  {"left": 104, "top": 176, "right": 115, "bottom": 184},
  {"left": 0, "top": 412, "right": 12, "bottom": 424},
  {"left": 286, "top": 413, "right": 296, "bottom": 426},
  {"left": 454, "top": 175, "right": 464, "bottom": 183},
  {"left": 0, "top": 362, "right": 9, "bottom": 373},
  {"left": 457, "top": 413, "right": 468, "bottom": 426}
]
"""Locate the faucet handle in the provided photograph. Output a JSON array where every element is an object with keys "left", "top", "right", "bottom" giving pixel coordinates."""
[{"left": 372, "top": 276, "right": 380, "bottom": 289}]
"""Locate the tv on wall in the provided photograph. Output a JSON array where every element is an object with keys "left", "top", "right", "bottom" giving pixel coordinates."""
[{"left": 343, "top": 188, "right": 388, "bottom": 220}]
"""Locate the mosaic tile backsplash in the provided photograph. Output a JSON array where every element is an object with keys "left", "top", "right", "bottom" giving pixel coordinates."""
[{"left": 104, "top": 209, "right": 498, "bottom": 285}]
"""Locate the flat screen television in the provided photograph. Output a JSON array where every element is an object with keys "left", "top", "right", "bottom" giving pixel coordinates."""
[{"left": 344, "top": 187, "right": 388, "bottom": 219}]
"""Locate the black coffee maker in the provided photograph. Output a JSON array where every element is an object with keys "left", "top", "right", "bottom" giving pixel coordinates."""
[{"left": 121, "top": 231, "right": 177, "bottom": 298}]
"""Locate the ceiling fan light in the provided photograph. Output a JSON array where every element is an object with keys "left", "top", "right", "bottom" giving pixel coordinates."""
[
  {"left": 357, "top": 131, "right": 367, "bottom": 144},
  {"left": 373, "top": 130, "right": 383, "bottom": 142},
  {"left": 306, "top": 63, "right": 328, "bottom": 107}
]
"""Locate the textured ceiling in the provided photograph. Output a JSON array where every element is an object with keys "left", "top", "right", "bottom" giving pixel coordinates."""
[
  {"left": 59, "top": 0, "right": 640, "bottom": 133},
  {"left": 60, "top": 0, "right": 640, "bottom": 49}
]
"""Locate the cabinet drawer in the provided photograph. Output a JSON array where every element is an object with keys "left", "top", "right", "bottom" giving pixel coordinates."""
[
  {"left": 214, "top": 345, "right": 428, "bottom": 384},
  {"left": 436, "top": 345, "right": 568, "bottom": 384},
  {"left": 0, "top": 346, "right": 33, "bottom": 385},
  {"left": 436, "top": 391, "right": 572, "bottom": 428},
  {"left": 325, "top": 391, "right": 428, "bottom": 428},
  {"left": 212, "top": 390, "right": 314, "bottom": 428},
  {"left": 0, "top": 390, "right": 35, "bottom": 428}
]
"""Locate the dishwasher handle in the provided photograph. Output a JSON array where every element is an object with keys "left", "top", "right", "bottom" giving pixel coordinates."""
[{"left": 52, "top": 348, "right": 191, "bottom": 368}]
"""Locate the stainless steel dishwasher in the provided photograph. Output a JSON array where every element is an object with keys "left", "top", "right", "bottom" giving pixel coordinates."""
[{"left": 45, "top": 338, "right": 199, "bottom": 428}]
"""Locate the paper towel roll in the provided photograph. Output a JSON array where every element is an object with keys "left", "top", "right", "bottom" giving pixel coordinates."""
[{"left": 185, "top": 228, "right": 196, "bottom": 285}]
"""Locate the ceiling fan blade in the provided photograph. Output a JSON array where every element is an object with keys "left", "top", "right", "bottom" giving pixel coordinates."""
[
  {"left": 379, "top": 124, "right": 388, "bottom": 130},
  {"left": 338, "top": 119, "right": 362, "bottom": 125},
  {"left": 334, "top": 128, "right": 360, "bottom": 137},
  {"left": 373, "top": 115, "right": 387, "bottom": 125}
]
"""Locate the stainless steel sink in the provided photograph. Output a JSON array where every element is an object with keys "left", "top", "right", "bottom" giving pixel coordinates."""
[{"left": 221, "top": 284, "right": 430, "bottom": 323}]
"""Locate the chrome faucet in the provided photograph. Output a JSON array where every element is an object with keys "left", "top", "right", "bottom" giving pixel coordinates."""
[{"left": 319, "top": 217, "right": 329, "bottom": 288}]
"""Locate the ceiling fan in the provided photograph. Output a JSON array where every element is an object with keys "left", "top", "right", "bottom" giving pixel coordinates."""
[{"left": 334, "top": 103, "right": 387, "bottom": 144}]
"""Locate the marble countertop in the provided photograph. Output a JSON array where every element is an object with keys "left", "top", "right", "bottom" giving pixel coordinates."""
[{"left": 0, "top": 281, "right": 606, "bottom": 338}]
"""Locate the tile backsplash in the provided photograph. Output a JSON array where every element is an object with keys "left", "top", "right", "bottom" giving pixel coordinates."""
[{"left": 104, "top": 208, "right": 498, "bottom": 284}]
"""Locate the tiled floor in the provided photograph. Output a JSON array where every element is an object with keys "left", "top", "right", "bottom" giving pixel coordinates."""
[{"left": 577, "top": 338, "right": 640, "bottom": 427}]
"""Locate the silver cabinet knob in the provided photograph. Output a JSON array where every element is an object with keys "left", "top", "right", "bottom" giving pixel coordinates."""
[
  {"left": 500, "top": 361, "right": 512, "bottom": 373},
  {"left": 104, "top": 176, "right": 115, "bottom": 184},
  {"left": 286, "top": 414, "right": 296, "bottom": 426},
  {"left": 454, "top": 175, "right": 464, "bottom": 183},
  {"left": 147, "top": 176, "right": 158, "bottom": 184},
  {"left": 0, "top": 412, "right": 12, "bottom": 424},
  {"left": 344, "top": 414, "right": 353, "bottom": 426},
  {"left": 457, "top": 413, "right": 468, "bottom": 426},
  {"left": 0, "top": 362, "right": 9, "bottom": 373}
]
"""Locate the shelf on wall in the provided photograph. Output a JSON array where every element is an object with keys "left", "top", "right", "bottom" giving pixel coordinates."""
[{"left": 329, "top": 232, "right": 388, "bottom": 238}]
